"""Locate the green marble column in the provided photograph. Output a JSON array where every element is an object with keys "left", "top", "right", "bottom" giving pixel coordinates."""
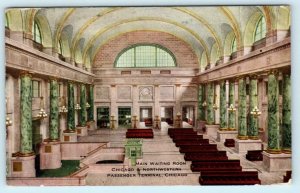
[
  {"left": 219, "top": 80, "right": 227, "bottom": 130},
  {"left": 79, "top": 84, "right": 87, "bottom": 126},
  {"left": 282, "top": 73, "right": 291, "bottom": 153},
  {"left": 198, "top": 84, "right": 205, "bottom": 121},
  {"left": 88, "top": 85, "right": 94, "bottom": 121},
  {"left": 238, "top": 77, "right": 248, "bottom": 139},
  {"left": 20, "top": 73, "right": 34, "bottom": 155},
  {"left": 228, "top": 81, "right": 236, "bottom": 130},
  {"left": 49, "top": 79, "right": 59, "bottom": 141},
  {"left": 207, "top": 82, "right": 215, "bottom": 125},
  {"left": 67, "top": 82, "right": 75, "bottom": 132},
  {"left": 248, "top": 77, "right": 259, "bottom": 139},
  {"left": 267, "top": 72, "right": 281, "bottom": 153}
]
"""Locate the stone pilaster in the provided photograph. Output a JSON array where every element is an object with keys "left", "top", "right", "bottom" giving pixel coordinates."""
[
  {"left": 79, "top": 84, "right": 87, "bottom": 127},
  {"left": 228, "top": 81, "right": 236, "bottom": 130},
  {"left": 267, "top": 72, "right": 281, "bottom": 153},
  {"left": 282, "top": 73, "right": 291, "bottom": 153},
  {"left": 67, "top": 82, "right": 75, "bottom": 132},
  {"left": 248, "top": 76, "right": 259, "bottom": 139},
  {"left": 88, "top": 85, "right": 94, "bottom": 121},
  {"left": 219, "top": 80, "right": 227, "bottom": 130},
  {"left": 197, "top": 84, "right": 205, "bottom": 121},
  {"left": 49, "top": 79, "right": 59, "bottom": 141},
  {"left": 206, "top": 82, "right": 215, "bottom": 125},
  {"left": 20, "top": 72, "right": 34, "bottom": 155},
  {"left": 237, "top": 77, "right": 247, "bottom": 140}
]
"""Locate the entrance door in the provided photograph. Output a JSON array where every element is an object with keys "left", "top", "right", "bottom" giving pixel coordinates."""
[
  {"left": 118, "top": 107, "right": 131, "bottom": 129},
  {"left": 160, "top": 106, "right": 174, "bottom": 126},
  {"left": 140, "top": 107, "right": 153, "bottom": 127},
  {"left": 182, "top": 106, "right": 195, "bottom": 126},
  {"left": 97, "top": 107, "right": 110, "bottom": 128}
]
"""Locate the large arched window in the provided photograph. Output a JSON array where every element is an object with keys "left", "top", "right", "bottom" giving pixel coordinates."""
[
  {"left": 32, "top": 20, "right": 42, "bottom": 44},
  {"left": 115, "top": 44, "right": 176, "bottom": 68},
  {"left": 254, "top": 16, "right": 266, "bottom": 42},
  {"left": 231, "top": 37, "right": 237, "bottom": 53}
]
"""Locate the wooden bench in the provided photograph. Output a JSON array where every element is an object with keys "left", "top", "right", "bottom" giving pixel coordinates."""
[
  {"left": 175, "top": 139, "right": 209, "bottom": 147},
  {"left": 224, "top": 139, "right": 235, "bottom": 147},
  {"left": 246, "top": 150, "right": 263, "bottom": 161},
  {"left": 127, "top": 129, "right": 153, "bottom": 132},
  {"left": 126, "top": 129, "right": 154, "bottom": 138},
  {"left": 283, "top": 171, "right": 292, "bottom": 183},
  {"left": 179, "top": 144, "right": 218, "bottom": 153},
  {"left": 199, "top": 171, "right": 260, "bottom": 185},
  {"left": 169, "top": 131, "right": 198, "bottom": 138},
  {"left": 191, "top": 160, "right": 242, "bottom": 172},
  {"left": 184, "top": 152, "right": 228, "bottom": 161},
  {"left": 172, "top": 135, "right": 203, "bottom": 141},
  {"left": 168, "top": 128, "right": 194, "bottom": 135}
]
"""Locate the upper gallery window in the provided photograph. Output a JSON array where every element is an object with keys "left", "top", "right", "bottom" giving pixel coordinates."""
[
  {"left": 32, "top": 21, "right": 42, "bottom": 44},
  {"left": 254, "top": 16, "right": 266, "bottom": 42},
  {"left": 115, "top": 44, "right": 176, "bottom": 68},
  {"left": 231, "top": 37, "right": 237, "bottom": 53},
  {"left": 32, "top": 80, "right": 41, "bottom": 98}
]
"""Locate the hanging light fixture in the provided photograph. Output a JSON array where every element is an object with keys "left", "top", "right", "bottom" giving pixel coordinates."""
[
  {"left": 36, "top": 96, "right": 48, "bottom": 120},
  {"left": 86, "top": 102, "right": 90, "bottom": 108},
  {"left": 75, "top": 103, "right": 81, "bottom": 110},
  {"left": 250, "top": 106, "right": 262, "bottom": 118},
  {"left": 59, "top": 96, "right": 68, "bottom": 114}
]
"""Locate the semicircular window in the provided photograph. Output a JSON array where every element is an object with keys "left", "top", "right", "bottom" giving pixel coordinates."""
[{"left": 115, "top": 44, "right": 176, "bottom": 68}]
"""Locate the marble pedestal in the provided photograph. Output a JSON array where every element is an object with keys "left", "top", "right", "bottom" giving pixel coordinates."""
[
  {"left": 11, "top": 155, "right": 36, "bottom": 177},
  {"left": 262, "top": 151, "right": 292, "bottom": 172},
  {"left": 205, "top": 124, "right": 220, "bottom": 139},
  {"left": 62, "top": 130, "right": 77, "bottom": 142},
  {"left": 234, "top": 139, "right": 262, "bottom": 154},
  {"left": 217, "top": 130, "right": 238, "bottom": 142},
  {"left": 40, "top": 141, "right": 62, "bottom": 170},
  {"left": 76, "top": 126, "right": 88, "bottom": 136},
  {"left": 87, "top": 120, "right": 96, "bottom": 131}
]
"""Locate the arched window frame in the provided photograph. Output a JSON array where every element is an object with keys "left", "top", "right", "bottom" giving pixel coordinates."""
[
  {"left": 114, "top": 44, "right": 177, "bottom": 68},
  {"left": 231, "top": 37, "right": 237, "bottom": 53},
  {"left": 5, "top": 13, "right": 9, "bottom": 28},
  {"left": 253, "top": 16, "right": 266, "bottom": 42},
  {"left": 32, "top": 20, "right": 42, "bottom": 44},
  {"left": 57, "top": 39, "right": 63, "bottom": 55}
]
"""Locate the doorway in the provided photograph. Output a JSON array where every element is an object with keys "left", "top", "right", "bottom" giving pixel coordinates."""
[
  {"left": 160, "top": 106, "right": 174, "bottom": 126},
  {"left": 97, "top": 107, "right": 110, "bottom": 128},
  {"left": 182, "top": 106, "right": 195, "bottom": 126},
  {"left": 140, "top": 107, "right": 153, "bottom": 127},
  {"left": 118, "top": 107, "right": 131, "bottom": 129}
]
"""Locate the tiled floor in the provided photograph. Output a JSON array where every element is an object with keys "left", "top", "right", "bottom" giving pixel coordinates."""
[{"left": 80, "top": 128, "right": 289, "bottom": 186}]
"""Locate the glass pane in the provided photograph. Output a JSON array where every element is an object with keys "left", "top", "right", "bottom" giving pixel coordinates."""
[
  {"left": 116, "top": 48, "right": 134, "bottom": 67},
  {"left": 135, "top": 46, "right": 156, "bottom": 67},
  {"left": 157, "top": 47, "right": 175, "bottom": 67}
]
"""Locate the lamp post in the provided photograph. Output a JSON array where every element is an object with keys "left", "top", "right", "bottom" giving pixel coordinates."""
[
  {"left": 227, "top": 104, "right": 236, "bottom": 130},
  {"left": 110, "top": 115, "right": 116, "bottom": 130},
  {"left": 74, "top": 103, "right": 81, "bottom": 126},
  {"left": 175, "top": 112, "right": 181, "bottom": 128},
  {"left": 132, "top": 115, "right": 138, "bottom": 129},
  {"left": 154, "top": 115, "right": 160, "bottom": 130}
]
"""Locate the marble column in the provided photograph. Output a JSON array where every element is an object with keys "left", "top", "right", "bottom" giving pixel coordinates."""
[
  {"left": 67, "top": 82, "right": 75, "bottom": 132},
  {"left": 282, "top": 73, "right": 291, "bottom": 153},
  {"left": 267, "top": 72, "right": 281, "bottom": 153},
  {"left": 19, "top": 72, "right": 34, "bottom": 155},
  {"left": 237, "top": 77, "right": 247, "bottom": 140},
  {"left": 219, "top": 80, "right": 227, "bottom": 130},
  {"left": 248, "top": 76, "right": 259, "bottom": 139},
  {"left": 49, "top": 79, "right": 59, "bottom": 141},
  {"left": 79, "top": 84, "right": 87, "bottom": 127},
  {"left": 228, "top": 81, "right": 236, "bottom": 130},
  {"left": 198, "top": 84, "right": 205, "bottom": 121},
  {"left": 206, "top": 82, "right": 215, "bottom": 125},
  {"left": 88, "top": 85, "right": 94, "bottom": 121}
]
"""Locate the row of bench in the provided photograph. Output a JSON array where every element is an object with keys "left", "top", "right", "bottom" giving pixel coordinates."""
[
  {"left": 168, "top": 128, "right": 261, "bottom": 185},
  {"left": 126, "top": 128, "right": 154, "bottom": 138}
]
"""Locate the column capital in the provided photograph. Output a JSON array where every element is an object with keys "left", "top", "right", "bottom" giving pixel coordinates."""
[{"left": 19, "top": 71, "right": 33, "bottom": 78}]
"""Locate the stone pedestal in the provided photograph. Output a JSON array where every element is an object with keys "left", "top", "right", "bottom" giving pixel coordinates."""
[
  {"left": 62, "top": 131, "right": 77, "bottom": 142},
  {"left": 262, "top": 151, "right": 291, "bottom": 172},
  {"left": 87, "top": 121, "right": 96, "bottom": 131},
  {"left": 40, "top": 141, "right": 62, "bottom": 170},
  {"left": 234, "top": 139, "right": 262, "bottom": 154},
  {"left": 217, "top": 130, "right": 238, "bottom": 143},
  {"left": 10, "top": 155, "right": 36, "bottom": 177},
  {"left": 76, "top": 126, "right": 88, "bottom": 136},
  {"left": 205, "top": 124, "right": 220, "bottom": 139}
]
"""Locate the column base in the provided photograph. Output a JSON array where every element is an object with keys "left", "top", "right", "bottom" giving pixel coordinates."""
[
  {"left": 87, "top": 120, "right": 96, "bottom": 131},
  {"left": 234, "top": 139, "right": 262, "bottom": 154},
  {"left": 217, "top": 130, "right": 238, "bottom": 142},
  {"left": 205, "top": 124, "right": 220, "bottom": 139},
  {"left": 62, "top": 130, "right": 77, "bottom": 142},
  {"left": 40, "top": 140, "right": 62, "bottom": 170},
  {"left": 76, "top": 126, "right": 88, "bottom": 136},
  {"left": 10, "top": 154, "right": 36, "bottom": 177},
  {"left": 262, "top": 151, "right": 291, "bottom": 172}
]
